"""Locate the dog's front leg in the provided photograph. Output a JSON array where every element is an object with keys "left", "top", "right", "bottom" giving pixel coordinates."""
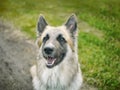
[
  {"left": 30, "top": 65, "right": 37, "bottom": 78},
  {"left": 30, "top": 65, "right": 47, "bottom": 90},
  {"left": 30, "top": 65, "right": 40, "bottom": 90}
]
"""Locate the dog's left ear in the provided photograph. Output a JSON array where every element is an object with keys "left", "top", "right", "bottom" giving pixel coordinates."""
[
  {"left": 65, "top": 14, "right": 77, "bottom": 36},
  {"left": 37, "top": 15, "right": 48, "bottom": 36}
]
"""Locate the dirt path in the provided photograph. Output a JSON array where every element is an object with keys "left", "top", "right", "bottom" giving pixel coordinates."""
[
  {"left": 0, "top": 20, "right": 36, "bottom": 90},
  {"left": 0, "top": 20, "right": 97, "bottom": 90}
]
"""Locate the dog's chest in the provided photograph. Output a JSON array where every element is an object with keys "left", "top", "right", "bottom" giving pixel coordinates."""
[{"left": 40, "top": 67, "right": 68, "bottom": 89}]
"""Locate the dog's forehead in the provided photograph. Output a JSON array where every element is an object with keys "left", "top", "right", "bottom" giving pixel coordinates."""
[
  {"left": 38, "top": 25, "right": 74, "bottom": 50},
  {"left": 42, "top": 26, "right": 69, "bottom": 38}
]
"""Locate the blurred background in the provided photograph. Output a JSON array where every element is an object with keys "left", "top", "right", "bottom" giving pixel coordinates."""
[{"left": 0, "top": 0, "right": 120, "bottom": 90}]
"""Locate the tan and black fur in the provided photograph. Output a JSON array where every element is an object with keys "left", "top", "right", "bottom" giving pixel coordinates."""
[{"left": 30, "top": 14, "right": 83, "bottom": 90}]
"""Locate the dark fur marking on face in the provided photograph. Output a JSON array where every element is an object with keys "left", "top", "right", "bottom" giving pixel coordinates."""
[
  {"left": 43, "top": 34, "right": 49, "bottom": 43},
  {"left": 57, "top": 34, "right": 67, "bottom": 45},
  {"left": 42, "top": 33, "right": 68, "bottom": 68}
]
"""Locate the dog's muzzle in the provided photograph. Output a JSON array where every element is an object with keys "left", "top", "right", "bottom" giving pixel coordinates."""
[
  {"left": 44, "top": 47, "right": 54, "bottom": 55},
  {"left": 43, "top": 47, "right": 57, "bottom": 68}
]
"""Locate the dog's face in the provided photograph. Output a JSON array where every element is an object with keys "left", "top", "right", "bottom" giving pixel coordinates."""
[{"left": 36, "top": 15, "right": 77, "bottom": 68}]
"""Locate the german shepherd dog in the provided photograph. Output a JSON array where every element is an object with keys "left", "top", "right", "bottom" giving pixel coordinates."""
[{"left": 30, "top": 14, "right": 83, "bottom": 90}]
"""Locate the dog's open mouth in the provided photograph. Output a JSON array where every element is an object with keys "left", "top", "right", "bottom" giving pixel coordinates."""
[{"left": 46, "top": 56, "right": 56, "bottom": 68}]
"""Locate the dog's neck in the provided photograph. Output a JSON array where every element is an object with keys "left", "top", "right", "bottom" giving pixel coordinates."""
[{"left": 37, "top": 50, "right": 78, "bottom": 88}]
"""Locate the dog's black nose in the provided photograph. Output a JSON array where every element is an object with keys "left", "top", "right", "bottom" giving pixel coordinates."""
[{"left": 44, "top": 47, "right": 54, "bottom": 55}]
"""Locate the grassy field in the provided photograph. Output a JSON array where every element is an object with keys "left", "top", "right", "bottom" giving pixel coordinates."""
[{"left": 0, "top": 0, "right": 120, "bottom": 90}]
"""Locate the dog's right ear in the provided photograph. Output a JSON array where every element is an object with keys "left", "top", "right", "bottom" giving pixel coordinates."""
[
  {"left": 37, "top": 15, "right": 48, "bottom": 36},
  {"left": 65, "top": 14, "right": 77, "bottom": 37}
]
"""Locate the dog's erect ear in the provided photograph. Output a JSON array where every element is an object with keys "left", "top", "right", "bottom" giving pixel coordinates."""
[
  {"left": 37, "top": 15, "right": 48, "bottom": 36},
  {"left": 65, "top": 14, "right": 77, "bottom": 36}
]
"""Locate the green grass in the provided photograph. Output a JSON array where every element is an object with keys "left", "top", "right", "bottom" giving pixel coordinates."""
[{"left": 0, "top": 0, "right": 120, "bottom": 90}]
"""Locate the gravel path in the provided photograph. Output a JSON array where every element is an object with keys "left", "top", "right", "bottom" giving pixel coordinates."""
[
  {"left": 0, "top": 20, "right": 97, "bottom": 90},
  {"left": 0, "top": 21, "right": 36, "bottom": 90}
]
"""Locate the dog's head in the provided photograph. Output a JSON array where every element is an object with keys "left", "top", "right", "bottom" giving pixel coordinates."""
[{"left": 36, "top": 14, "right": 77, "bottom": 68}]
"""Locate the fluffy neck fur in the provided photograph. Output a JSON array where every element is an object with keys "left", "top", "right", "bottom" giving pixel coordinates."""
[{"left": 36, "top": 45, "right": 79, "bottom": 89}]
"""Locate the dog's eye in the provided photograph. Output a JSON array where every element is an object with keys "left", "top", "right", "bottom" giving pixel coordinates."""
[
  {"left": 43, "top": 34, "right": 49, "bottom": 42},
  {"left": 57, "top": 34, "right": 66, "bottom": 43}
]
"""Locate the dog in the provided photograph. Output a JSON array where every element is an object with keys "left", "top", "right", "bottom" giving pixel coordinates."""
[{"left": 30, "top": 14, "right": 83, "bottom": 90}]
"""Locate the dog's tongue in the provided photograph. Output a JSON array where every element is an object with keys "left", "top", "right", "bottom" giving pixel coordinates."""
[{"left": 46, "top": 57, "right": 56, "bottom": 66}]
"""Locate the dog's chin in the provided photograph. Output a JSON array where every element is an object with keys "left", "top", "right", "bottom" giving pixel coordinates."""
[{"left": 44, "top": 53, "right": 65, "bottom": 69}]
